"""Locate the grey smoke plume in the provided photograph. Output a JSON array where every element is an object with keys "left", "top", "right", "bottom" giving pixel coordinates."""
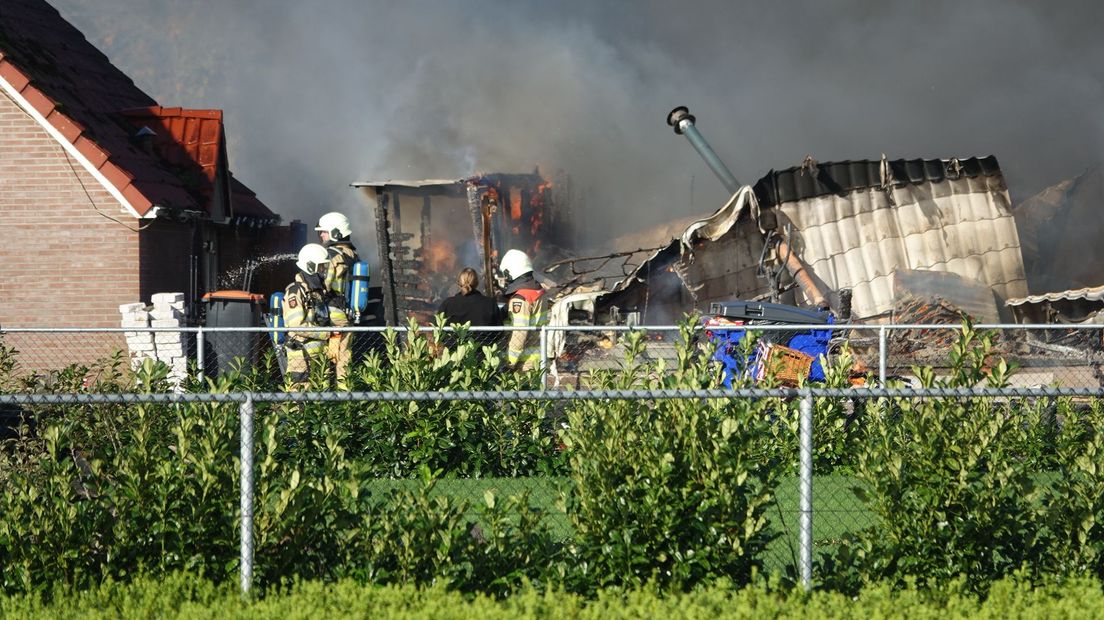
[{"left": 52, "top": 0, "right": 1104, "bottom": 250}]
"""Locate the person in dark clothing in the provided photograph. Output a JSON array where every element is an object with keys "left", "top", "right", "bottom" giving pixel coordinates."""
[{"left": 438, "top": 268, "right": 502, "bottom": 327}]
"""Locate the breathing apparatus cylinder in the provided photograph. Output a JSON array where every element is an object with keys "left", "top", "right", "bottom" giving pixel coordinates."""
[
  {"left": 348, "top": 260, "right": 370, "bottom": 321},
  {"left": 268, "top": 292, "right": 286, "bottom": 345}
]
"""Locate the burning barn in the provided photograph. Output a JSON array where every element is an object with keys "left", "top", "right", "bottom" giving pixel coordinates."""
[
  {"left": 593, "top": 154, "right": 1028, "bottom": 324},
  {"left": 354, "top": 171, "right": 575, "bottom": 325},
  {"left": 578, "top": 108, "right": 1029, "bottom": 327}
]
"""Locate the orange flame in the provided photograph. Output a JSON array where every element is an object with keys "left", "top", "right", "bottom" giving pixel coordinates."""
[
  {"left": 510, "top": 192, "right": 522, "bottom": 222},
  {"left": 422, "top": 238, "right": 457, "bottom": 274}
]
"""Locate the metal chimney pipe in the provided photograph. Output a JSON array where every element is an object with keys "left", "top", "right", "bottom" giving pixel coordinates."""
[{"left": 666, "top": 106, "right": 741, "bottom": 194}]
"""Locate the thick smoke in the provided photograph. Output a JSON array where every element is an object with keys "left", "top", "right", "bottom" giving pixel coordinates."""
[{"left": 52, "top": 0, "right": 1104, "bottom": 251}]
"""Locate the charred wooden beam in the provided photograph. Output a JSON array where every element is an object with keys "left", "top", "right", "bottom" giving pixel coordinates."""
[{"left": 373, "top": 191, "right": 399, "bottom": 326}]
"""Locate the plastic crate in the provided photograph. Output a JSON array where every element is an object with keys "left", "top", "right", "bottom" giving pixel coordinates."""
[{"left": 758, "top": 344, "right": 814, "bottom": 386}]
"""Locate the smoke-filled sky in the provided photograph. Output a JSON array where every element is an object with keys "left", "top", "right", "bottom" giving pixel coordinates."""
[{"left": 52, "top": 0, "right": 1104, "bottom": 246}]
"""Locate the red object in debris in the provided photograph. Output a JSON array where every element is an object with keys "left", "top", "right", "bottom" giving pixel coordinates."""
[{"left": 703, "top": 316, "right": 744, "bottom": 340}]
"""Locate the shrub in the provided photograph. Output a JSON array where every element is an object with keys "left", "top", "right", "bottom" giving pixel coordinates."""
[
  {"left": 314, "top": 317, "right": 563, "bottom": 477},
  {"left": 824, "top": 326, "right": 1047, "bottom": 591},
  {"left": 1043, "top": 398, "right": 1104, "bottom": 578},
  {"left": 562, "top": 324, "right": 785, "bottom": 591},
  {"left": 6, "top": 573, "right": 1104, "bottom": 619},
  {"left": 0, "top": 358, "right": 560, "bottom": 595}
]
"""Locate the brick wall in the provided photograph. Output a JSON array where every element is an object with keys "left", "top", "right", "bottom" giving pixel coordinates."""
[
  {"left": 0, "top": 92, "right": 137, "bottom": 369},
  {"left": 0, "top": 93, "right": 294, "bottom": 374}
]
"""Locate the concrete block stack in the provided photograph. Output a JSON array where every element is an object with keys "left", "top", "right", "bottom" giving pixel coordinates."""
[
  {"left": 119, "top": 302, "right": 154, "bottom": 370},
  {"left": 150, "top": 292, "right": 187, "bottom": 385},
  {"left": 119, "top": 292, "right": 187, "bottom": 386}
]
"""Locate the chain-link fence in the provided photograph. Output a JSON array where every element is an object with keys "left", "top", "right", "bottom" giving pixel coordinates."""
[
  {"left": 2, "top": 324, "right": 1103, "bottom": 593},
  {"left": 2, "top": 386, "right": 1100, "bottom": 593},
  {"left": 2, "top": 324, "right": 1103, "bottom": 388},
  {"left": 4, "top": 383, "right": 1099, "bottom": 591}
]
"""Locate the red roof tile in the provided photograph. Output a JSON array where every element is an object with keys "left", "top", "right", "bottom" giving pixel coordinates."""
[
  {"left": 0, "top": 0, "right": 275, "bottom": 220},
  {"left": 121, "top": 106, "right": 272, "bottom": 218}
]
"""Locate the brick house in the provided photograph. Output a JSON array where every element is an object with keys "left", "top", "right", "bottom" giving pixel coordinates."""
[{"left": 0, "top": 1, "right": 301, "bottom": 368}]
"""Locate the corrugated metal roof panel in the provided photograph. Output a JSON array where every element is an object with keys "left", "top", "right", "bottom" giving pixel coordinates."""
[
  {"left": 1006, "top": 285, "right": 1104, "bottom": 306},
  {"left": 778, "top": 174, "right": 1028, "bottom": 318},
  {"left": 753, "top": 156, "right": 1002, "bottom": 207},
  {"left": 602, "top": 158, "right": 1027, "bottom": 322}
]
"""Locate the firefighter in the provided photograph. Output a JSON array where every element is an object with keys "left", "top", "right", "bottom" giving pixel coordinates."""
[
  {"left": 499, "top": 249, "right": 548, "bottom": 372},
  {"left": 282, "top": 244, "right": 332, "bottom": 391},
  {"left": 315, "top": 212, "right": 358, "bottom": 389}
]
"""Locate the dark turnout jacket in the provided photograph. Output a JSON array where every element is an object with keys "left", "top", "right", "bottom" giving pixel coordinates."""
[{"left": 438, "top": 290, "right": 503, "bottom": 326}]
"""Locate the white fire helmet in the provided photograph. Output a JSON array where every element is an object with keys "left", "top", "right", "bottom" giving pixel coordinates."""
[
  {"left": 499, "top": 249, "right": 533, "bottom": 282},
  {"left": 315, "top": 212, "right": 352, "bottom": 240},
  {"left": 296, "top": 243, "right": 329, "bottom": 275}
]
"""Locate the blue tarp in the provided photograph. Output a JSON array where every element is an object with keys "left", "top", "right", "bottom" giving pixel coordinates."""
[{"left": 707, "top": 314, "right": 834, "bottom": 387}]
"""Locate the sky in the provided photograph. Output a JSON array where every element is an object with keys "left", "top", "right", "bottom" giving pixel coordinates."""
[{"left": 51, "top": 0, "right": 1104, "bottom": 246}]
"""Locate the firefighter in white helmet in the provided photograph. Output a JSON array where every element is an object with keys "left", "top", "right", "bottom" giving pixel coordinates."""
[
  {"left": 315, "top": 212, "right": 358, "bottom": 389},
  {"left": 282, "top": 243, "right": 333, "bottom": 391},
  {"left": 499, "top": 249, "right": 548, "bottom": 372}
]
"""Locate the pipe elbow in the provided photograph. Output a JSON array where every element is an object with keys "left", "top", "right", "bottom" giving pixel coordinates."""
[{"left": 666, "top": 106, "right": 695, "bottom": 135}]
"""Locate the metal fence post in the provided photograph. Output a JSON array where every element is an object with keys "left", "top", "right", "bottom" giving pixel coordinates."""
[
  {"left": 539, "top": 326, "right": 548, "bottom": 390},
  {"left": 239, "top": 395, "right": 254, "bottom": 595},
  {"left": 196, "top": 327, "right": 205, "bottom": 383},
  {"left": 799, "top": 392, "right": 813, "bottom": 591},
  {"left": 878, "top": 325, "right": 887, "bottom": 386}
]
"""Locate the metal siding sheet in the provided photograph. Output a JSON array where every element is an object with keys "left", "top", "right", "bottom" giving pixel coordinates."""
[
  {"left": 1007, "top": 285, "right": 1104, "bottom": 306},
  {"left": 775, "top": 176, "right": 1026, "bottom": 319}
]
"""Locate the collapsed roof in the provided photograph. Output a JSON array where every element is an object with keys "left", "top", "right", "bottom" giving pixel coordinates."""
[{"left": 595, "top": 155, "right": 1028, "bottom": 323}]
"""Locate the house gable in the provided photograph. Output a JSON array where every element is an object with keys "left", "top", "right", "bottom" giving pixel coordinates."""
[
  {"left": 0, "top": 0, "right": 275, "bottom": 221},
  {"left": 0, "top": 59, "right": 146, "bottom": 218},
  {"left": 0, "top": 90, "right": 141, "bottom": 333}
]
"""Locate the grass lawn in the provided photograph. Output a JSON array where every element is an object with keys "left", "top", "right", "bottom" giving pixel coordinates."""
[{"left": 363, "top": 474, "right": 874, "bottom": 576}]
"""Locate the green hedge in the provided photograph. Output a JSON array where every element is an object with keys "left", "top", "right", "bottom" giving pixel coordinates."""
[
  {"left": 4, "top": 573, "right": 1104, "bottom": 619},
  {"left": 5, "top": 323, "right": 1104, "bottom": 598}
]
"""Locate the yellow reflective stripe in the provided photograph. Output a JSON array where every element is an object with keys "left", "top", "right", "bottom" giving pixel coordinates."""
[
  {"left": 508, "top": 338, "right": 542, "bottom": 363},
  {"left": 325, "top": 269, "right": 347, "bottom": 296}
]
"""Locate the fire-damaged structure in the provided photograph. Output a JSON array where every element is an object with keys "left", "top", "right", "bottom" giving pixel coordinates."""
[
  {"left": 354, "top": 171, "right": 574, "bottom": 325},
  {"left": 586, "top": 107, "right": 1029, "bottom": 326},
  {"left": 540, "top": 106, "right": 1104, "bottom": 386}
]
